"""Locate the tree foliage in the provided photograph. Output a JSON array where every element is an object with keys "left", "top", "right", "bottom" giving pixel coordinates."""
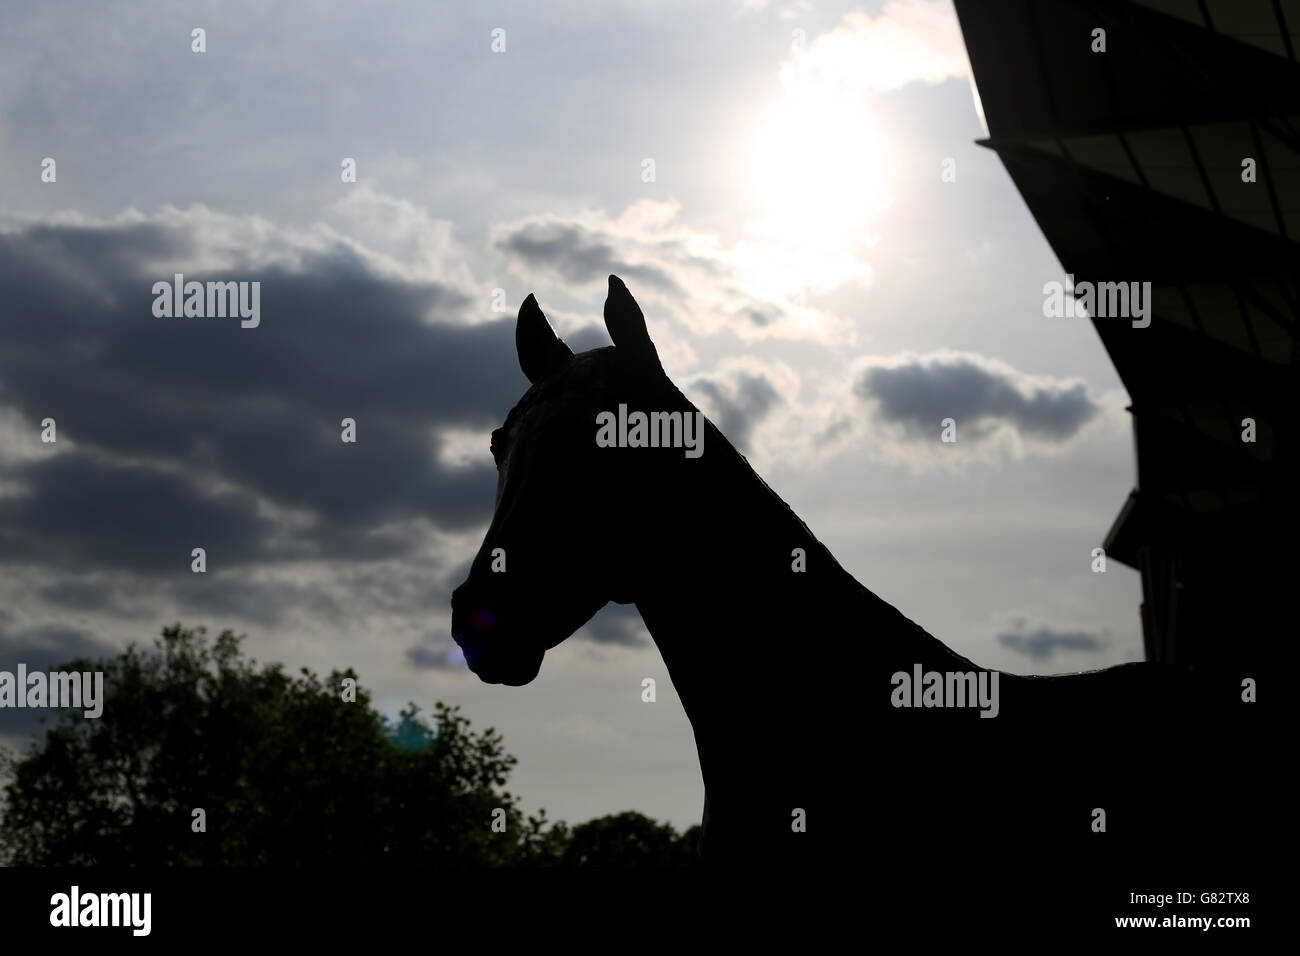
[
  {"left": 562, "top": 811, "right": 699, "bottom": 867},
  {"left": 0, "top": 624, "right": 697, "bottom": 866}
]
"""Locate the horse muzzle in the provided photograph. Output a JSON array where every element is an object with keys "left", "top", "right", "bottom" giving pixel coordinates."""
[{"left": 450, "top": 584, "right": 544, "bottom": 686}]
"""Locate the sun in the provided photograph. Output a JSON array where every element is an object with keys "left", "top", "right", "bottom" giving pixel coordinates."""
[{"left": 738, "top": 80, "right": 892, "bottom": 297}]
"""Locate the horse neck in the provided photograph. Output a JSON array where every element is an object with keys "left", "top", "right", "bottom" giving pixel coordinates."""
[{"left": 631, "top": 424, "right": 975, "bottom": 743}]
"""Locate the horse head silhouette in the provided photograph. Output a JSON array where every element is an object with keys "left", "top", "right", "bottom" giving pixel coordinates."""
[
  {"left": 450, "top": 275, "right": 690, "bottom": 685},
  {"left": 450, "top": 275, "right": 1259, "bottom": 867}
]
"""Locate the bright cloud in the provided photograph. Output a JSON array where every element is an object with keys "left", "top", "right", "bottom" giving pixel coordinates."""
[
  {"left": 781, "top": 1, "right": 972, "bottom": 95},
  {"left": 492, "top": 199, "right": 856, "bottom": 344}
]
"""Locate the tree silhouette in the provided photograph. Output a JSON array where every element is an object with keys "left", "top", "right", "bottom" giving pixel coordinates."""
[
  {"left": 0, "top": 624, "right": 556, "bottom": 866},
  {"left": 561, "top": 811, "right": 700, "bottom": 867},
  {"left": 0, "top": 624, "right": 699, "bottom": 866}
]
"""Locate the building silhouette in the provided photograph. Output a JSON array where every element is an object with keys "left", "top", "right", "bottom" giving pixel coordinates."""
[{"left": 956, "top": 0, "right": 1297, "bottom": 672}]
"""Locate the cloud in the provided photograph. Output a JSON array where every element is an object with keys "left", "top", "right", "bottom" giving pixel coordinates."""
[
  {"left": 690, "top": 371, "right": 784, "bottom": 453},
  {"left": 492, "top": 202, "right": 854, "bottom": 344},
  {"left": 37, "top": 580, "right": 136, "bottom": 617},
  {"left": 995, "top": 627, "right": 1109, "bottom": 661},
  {"left": 496, "top": 221, "right": 680, "bottom": 294},
  {"left": 0, "top": 620, "right": 121, "bottom": 742},
  {"left": 0, "top": 454, "right": 279, "bottom": 573},
  {"left": 853, "top": 352, "right": 1100, "bottom": 445},
  {"left": 0, "top": 199, "right": 712, "bottom": 652},
  {"left": 0, "top": 620, "right": 119, "bottom": 669},
  {"left": 564, "top": 324, "right": 614, "bottom": 354},
  {"left": 581, "top": 603, "right": 649, "bottom": 647},
  {"left": 0, "top": 208, "right": 526, "bottom": 578},
  {"left": 405, "top": 634, "right": 467, "bottom": 671},
  {"left": 736, "top": 307, "right": 778, "bottom": 328},
  {"left": 782, "top": 1, "right": 971, "bottom": 95},
  {"left": 0, "top": 202, "right": 537, "bottom": 647}
]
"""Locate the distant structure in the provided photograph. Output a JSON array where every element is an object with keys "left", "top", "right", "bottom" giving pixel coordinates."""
[{"left": 956, "top": 0, "right": 1297, "bottom": 672}]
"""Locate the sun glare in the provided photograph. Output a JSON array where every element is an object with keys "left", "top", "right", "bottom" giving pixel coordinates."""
[{"left": 739, "top": 81, "right": 892, "bottom": 297}]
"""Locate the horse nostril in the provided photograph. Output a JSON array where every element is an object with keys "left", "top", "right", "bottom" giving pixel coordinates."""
[{"left": 452, "top": 587, "right": 498, "bottom": 632}]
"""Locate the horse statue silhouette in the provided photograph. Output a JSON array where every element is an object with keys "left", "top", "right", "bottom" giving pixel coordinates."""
[{"left": 452, "top": 275, "right": 1263, "bottom": 870}]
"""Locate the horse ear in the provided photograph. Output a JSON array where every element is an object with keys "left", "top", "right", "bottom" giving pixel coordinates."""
[
  {"left": 604, "top": 275, "right": 662, "bottom": 373},
  {"left": 516, "top": 293, "right": 573, "bottom": 384}
]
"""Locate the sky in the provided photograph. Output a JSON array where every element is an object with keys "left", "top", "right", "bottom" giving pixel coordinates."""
[{"left": 0, "top": 0, "right": 1144, "bottom": 829}]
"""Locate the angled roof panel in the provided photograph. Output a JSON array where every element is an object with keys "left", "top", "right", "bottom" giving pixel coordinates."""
[{"left": 956, "top": 0, "right": 1298, "bottom": 668}]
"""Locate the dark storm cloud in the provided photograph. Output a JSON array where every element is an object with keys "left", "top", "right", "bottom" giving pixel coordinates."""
[
  {"left": 581, "top": 602, "right": 649, "bottom": 647},
  {"left": 35, "top": 557, "right": 449, "bottom": 633},
  {"left": 159, "top": 575, "right": 346, "bottom": 629},
  {"left": 996, "top": 628, "right": 1107, "bottom": 661},
  {"left": 0, "top": 620, "right": 121, "bottom": 741},
  {"left": 0, "top": 454, "right": 275, "bottom": 572},
  {"left": 496, "top": 221, "right": 680, "bottom": 293},
  {"left": 37, "top": 579, "right": 145, "bottom": 619},
  {"left": 689, "top": 371, "right": 782, "bottom": 452},
  {"left": 0, "top": 619, "right": 119, "bottom": 668},
  {"left": 0, "top": 214, "right": 676, "bottom": 649},
  {"left": 0, "top": 220, "right": 529, "bottom": 575},
  {"left": 853, "top": 356, "right": 1098, "bottom": 441}
]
